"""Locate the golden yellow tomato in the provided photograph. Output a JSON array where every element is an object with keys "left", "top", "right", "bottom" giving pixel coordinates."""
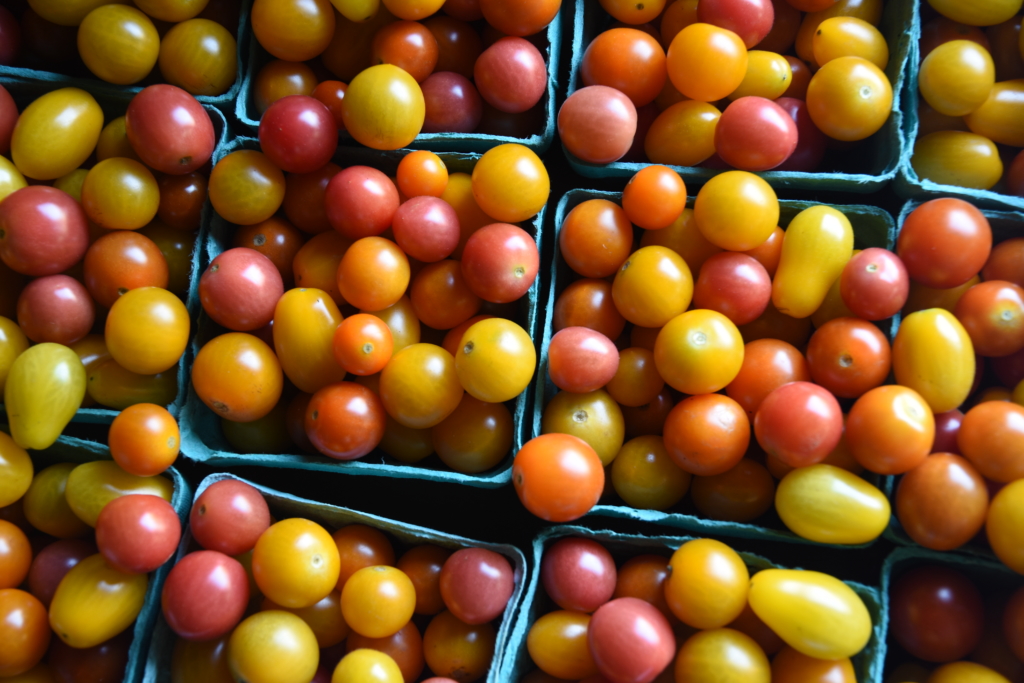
[
  {"left": 332, "top": 649, "right": 404, "bottom": 683},
  {"left": 96, "top": 117, "right": 141, "bottom": 163},
  {"left": 362, "top": 296, "right": 421, "bottom": 352},
  {"left": 341, "top": 566, "right": 416, "bottom": 638},
  {"left": 26, "top": 0, "right": 122, "bottom": 25},
  {"left": 22, "top": 463, "right": 91, "bottom": 538},
  {"left": 78, "top": 5, "right": 160, "bottom": 85},
  {"left": 927, "top": 0, "right": 1022, "bottom": 26},
  {"left": 471, "top": 144, "right": 550, "bottom": 223},
  {"left": 82, "top": 157, "right": 160, "bottom": 230},
  {"left": 134, "top": 0, "right": 208, "bottom": 22},
  {"left": 748, "top": 569, "right": 871, "bottom": 659},
  {"left": 911, "top": 131, "right": 1003, "bottom": 190},
  {"left": 665, "top": 538, "right": 749, "bottom": 629},
  {"left": 729, "top": 51, "right": 793, "bottom": 100},
  {"left": 192, "top": 333, "right": 283, "bottom": 423},
  {"left": 228, "top": 611, "right": 320, "bottom": 683},
  {"left": 694, "top": 171, "right": 779, "bottom": 252},
  {"left": 813, "top": 17, "right": 889, "bottom": 69},
  {"left": 795, "top": 0, "right": 885, "bottom": 67},
  {"left": 654, "top": 309, "right": 744, "bottom": 395},
  {"left": 610, "top": 435, "right": 691, "bottom": 510},
  {"left": 455, "top": 318, "right": 535, "bottom": 403},
  {"left": 159, "top": 19, "right": 239, "bottom": 97},
  {"left": 49, "top": 554, "right": 147, "bottom": 649},
  {"left": 919, "top": 40, "right": 994, "bottom": 117},
  {"left": 333, "top": 0, "right": 381, "bottom": 22},
  {"left": 253, "top": 518, "right": 340, "bottom": 609},
  {"left": 0, "top": 316, "right": 29, "bottom": 395},
  {"left": 964, "top": 80, "right": 1024, "bottom": 146},
  {"left": 541, "top": 389, "right": 624, "bottom": 467},
  {"left": 209, "top": 150, "right": 287, "bottom": 226},
  {"left": 273, "top": 288, "right": 347, "bottom": 394},
  {"left": 527, "top": 611, "right": 597, "bottom": 680},
  {"left": 674, "top": 628, "right": 771, "bottom": 683},
  {"left": 0, "top": 156, "right": 26, "bottom": 204},
  {"left": 612, "top": 246, "right": 694, "bottom": 328},
  {"left": 644, "top": 101, "right": 721, "bottom": 167},
  {"left": 775, "top": 464, "right": 890, "bottom": 544},
  {"left": 893, "top": 308, "right": 975, "bottom": 413},
  {"left": 379, "top": 344, "right": 464, "bottom": 429},
  {"left": 806, "top": 56, "right": 892, "bottom": 141},
  {"left": 987, "top": 479, "right": 1024, "bottom": 573},
  {"left": 772, "top": 205, "right": 854, "bottom": 319},
  {"left": 105, "top": 287, "right": 189, "bottom": 375},
  {"left": 87, "top": 359, "right": 177, "bottom": 411},
  {"left": 65, "top": 460, "right": 173, "bottom": 526},
  {"left": 342, "top": 65, "right": 424, "bottom": 150},
  {"left": 251, "top": 0, "right": 336, "bottom": 62},
  {"left": 4, "top": 343, "right": 86, "bottom": 450},
  {"left": 928, "top": 662, "right": 1011, "bottom": 683},
  {"left": 0, "top": 431, "right": 31, "bottom": 508},
  {"left": 11, "top": 88, "right": 103, "bottom": 181}
]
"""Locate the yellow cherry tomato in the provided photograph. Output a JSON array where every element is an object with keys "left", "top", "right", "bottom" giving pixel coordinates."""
[
  {"left": 273, "top": 288, "right": 347, "bottom": 395},
  {"left": 806, "top": 56, "right": 892, "bottom": 141},
  {"left": 0, "top": 431, "right": 31, "bottom": 508},
  {"left": 380, "top": 416, "right": 433, "bottom": 464},
  {"left": 11, "top": 88, "right": 103, "bottom": 181},
  {"left": 775, "top": 464, "right": 890, "bottom": 544},
  {"left": 332, "top": 0, "right": 381, "bottom": 22},
  {"left": 253, "top": 518, "right": 341, "bottom": 609},
  {"left": 432, "top": 395, "right": 513, "bottom": 473},
  {"left": 53, "top": 169, "right": 89, "bottom": 203},
  {"left": 65, "top": 460, "right": 173, "bottom": 527},
  {"left": 0, "top": 316, "right": 29, "bottom": 395},
  {"left": 748, "top": 569, "right": 871, "bottom": 660},
  {"left": 919, "top": 40, "right": 995, "bottom": 117},
  {"left": 927, "top": 0, "right": 1022, "bottom": 26},
  {"left": 209, "top": 150, "right": 286, "bottom": 226},
  {"left": 987, "top": 479, "right": 1024, "bottom": 573},
  {"left": 332, "top": 649, "right": 404, "bottom": 683},
  {"left": 527, "top": 611, "right": 597, "bottom": 680},
  {"left": 0, "top": 156, "right": 26, "bottom": 204},
  {"left": 911, "top": 131, "right": 1003, "bottom": 190},
  {"left": 87, "top": 359, "right": 177, "bottom": 411},
  {"left": 471, "top": 144, "right": 550, "bottom": 224},
  {"left": 134, "top": 0, "right": 208, "bottom": 22},
  {"left": 455, "top": 318, "right": 535, "bottom": 403},
  {"left": 159, "top": 19, "right": 239, "bottom": 97},
  {"left": 674, "top": 628, "right": 770, "bottom": 683},
  {"left": 813, "top": 17, "right": 888, "bottom": 69},
  {"left": 363, "top": 296, "right": 421, "bottom": 353},
  {"left": 612, "top": 246, "right": 694, "bottom": 328},
  {"left": 342, "top": 64, "right": 425, "bottom": 151},
  {"left": 644, "top": 101, "right": 721, "bottom": 167},
  {"left": 665, "top": 538, "right": 749, "bottom": 629},
  {"left": 49, "top": 554, "right": 148, "bottom": 649},
  {"left": 105, "top": 287, "right": 189, "bottom": 375},
  {"left": 729, "top": 51, "right": 793, "bottom": 100},
  {"left": 893, "top": 308, "right": 975, "bottom": 413},
  {"left": 667, "top": 23, "right": 748, "bottom": 102},
  {"left": 694, "top": 171, "right": 779, "bottom": 252},
  {"left": 772, "top": 205, "right": 854, "bottom": 319},
  {"left": 228, "top": 611, "right": 320, "bottom": 683},
  {"left": 610, "top": 435, "right": 691, "bottom": 510},
  {"left": 381, "top": 0, "right": 445, "bottom": 20},
  {"left": 341, "top": 566, "right": 416, "bottom": 638},
  {"left": 795, "top": 0, "right": 885, "bottom": 67},
  {"left": 82, "top": 158, "right": 160, "bottom": 230},
  {"left": 26, "top": 0, "right": 123, "bottom": 26},
  {"left": 4, "top": 343, "right": 86, "bottom": 451},
  {"left": 772, "top": 647, "right": 856, "bottom": 683},
  {"left": 541, "top": 389, "right": 625, "bottom": 467},
  {"left": 928, "top": 662, "right": 1011, "bottom": 683},
  {"left": 96, "top": 117, "right": 141, "bottom": 163},
  {"left": 654, "top": 309, "right": 744, "bottom": 395},
  {"left": 251, "top": 0, "right": 336, "bottom": 62},
  {"left": 379, "top": 344, "right": 463, "bottom": 429},
  {"left": 78, "top": 5, "right": 160, "bottom": 85},
  {"left": 22, "top": 463, "right": 91, "bottom": 538},
  {"left": 964, "top": 79, "right": 1024, "bottom": 146}
]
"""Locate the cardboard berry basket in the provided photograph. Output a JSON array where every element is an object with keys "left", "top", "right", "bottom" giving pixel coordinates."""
[
  {"left": 177, "top": 139, "right": 543, "bottom": 487},
  {"left": 141, "top": 471, "right": 528, "bottom": 683},
  {"left": 500, "top": 525, "right": 887, "bottom": 683},
  {"left": 534, "top": 188, "right": 896, "bottom": 547},
  {"left": 0, "top": 75, "right": 231, "bottom": 427},
  {"left": 233, "top": 5, "right": 563, "bottom": 153},
  {"left": 7, "top": 428, "right": 193, "bottom": 683},
  {"left": 0, "top": 2, "right": 248, "bottom": 116},
  {"left": 561, "top": 0, "right": 914, "bottom": 192},
  {"left": 892, "top": 4, "right": 1024, "bottom": 212}
]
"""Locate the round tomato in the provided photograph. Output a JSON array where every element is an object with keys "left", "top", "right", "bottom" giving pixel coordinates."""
[
  {"left": 513, "top": 434, "right": 604, "bottom": 522},
  {"left": 664, "top": 538, "right": 748, "bottom": 629}
]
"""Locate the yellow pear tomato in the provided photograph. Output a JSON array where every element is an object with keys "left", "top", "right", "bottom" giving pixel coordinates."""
[
  {"left": 49, "top": 554, "right": 148, "bottom": 649},
  {"left": 772, "top": 206, "right": 854, "bottom": 319},
  {"left": 775, "top": 464, "right": 890, "bottom": 544},
  {"left": 4, "top": 343, "right": 86, "bottom": 450}
]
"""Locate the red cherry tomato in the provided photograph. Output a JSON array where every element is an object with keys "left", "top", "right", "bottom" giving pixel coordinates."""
[
  {"left": 96, "top": 494, "right": 181, "bottom": 574},
  {"left": 460, "top": 223, "right": 539, "bottom": 303},
  {"left": 897, "top": 198, "right": 992, "bottom": 289},
  {"left": 547, "top": 327, "right": 620, "bottom": 394},
  {"left": 200, "top": 248, "right": 284, "bottom": 332},
  {"left": 333, "top": 314, "right": 394, "bottom": 376},
  {"left": 588, "top": 597, "right": 676, "bottom": 683},
  {"left": 305, "top": 382, "right": 387, "bottom": 460},
  {"left": 692, "top": 252, "right": 771, "bottom": 325},
  {"left": 125, "top": 84, "right": 216, "bottom": 175},
  {"left": 714, "top": 97, "right": 798, "bottom": 171},
  {"left": 839, "top": 248, "right": 910, "bottom": 321},
  {"left": 190, "top": 479, "right": 272, "bottom": 556},
  {"left": 889, "top": 565, "right": 984, "bottom": 663},
  {"left": 439, "top": 548, "right": 515, "bottom": 625},
  {"left": 558, "top": 86, "right": 638, "bottom": 164},
  {"left": 697, "top": 0, "right": 774, "bottom": 47},
  {"left": 259, "top": 95, "right": 338, "bottom": 174},
  {"left": 162, "top": 550, "right": 250, "bottom": 641},
  {"left": 540, "top": 537, "right": 616, "bottom": 614},
  {"left": 0, "top": 186, "right": 89, "bottom": 276},
  {"left": 391, "top": 196, "right": 461, "bottom": 263},
  {"left": 754, "top": 381, "right": 843, "bottom": 467},
  {"left": 325, "top": 166, "right": 400, "bottom": 240},
  {"left": 474, "top": 37, "right": 547, "bottom": 114},
  {"left": 774, "top": 97, "right": 827, "bottom": 172},
  {"left": 27, "top": 539, "right": 95, "bottom": 609},
  {"left": 16, "top": 274, "right": 94, "bottom": 345}
]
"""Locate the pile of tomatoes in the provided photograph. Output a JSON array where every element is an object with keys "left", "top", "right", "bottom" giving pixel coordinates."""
[
  {"left": 910, "top": 2, "right": 1024, "bottom": 195},
  {"left": 0, "top": 411, "right": 183, "bottom": 681},
  {"left": 246, "top": 0, "right": 559, "bottom": 150},
  {"left": 888, "top": 560, "right": 1024, "bottom": 683},
  {"left": 0, "top": 0, "right": 239, "bottom": 94},
  {"left": 192, "top": 142, "right": 548, "bottom": 472},
  {"left": 558, "top": 0, "right": 895, "bottom": 172},
  {"left": 0, "top": 82, "right": 218, "bottom": 450},
  {"left": 522, "top": 534, "right": 874, "bottom": 683},
  {"left": 164, "top": 477, "right": 517, "bottom": 683}
]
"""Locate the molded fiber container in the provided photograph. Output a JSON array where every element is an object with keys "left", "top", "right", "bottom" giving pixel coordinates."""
[
  {"left": 16, "top": 429, "right": 192, "bottom": 683},
  {"left": 536, "top": 188, "right": 896, "bottom": 546},
  {"left": 892, "top": 5, "right": 1024, "bottom": 211},
  {"left": 562, "top": 0, "right": 914, "bottom": 192},
  {"left": 501, "top": 525, "right": 887, "bottom": 683},
  {"left": 141, "top": 472, "right": 528, "bottom": 683},
  {"left": 0, "top": 2, "right": 248, "bottom": 115},
  {"left": 178, "top": 140, "right": 543, "bottom": 487},
  {"left": 0, "top": 75, "right": 230, "bottom": 426},
  {"left": 234, "top": 5, "right": 562, "bottom": 153}
]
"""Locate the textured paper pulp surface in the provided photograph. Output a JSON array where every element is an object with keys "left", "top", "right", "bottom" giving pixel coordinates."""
[
  {"left": 537, "top": 188, "right": 896, "bottom": 546},
  {"left": 19, "top": 430, "right": 192, "bottom": 683},
  {"left": 178, "top": 141, "right": 543, "bottom": 487},
  {"left": 0, "top": 75, "right": 230, "bottom": 426},
  {"left": 561, "top": 0, "right": 914, "bottom": 192},
  {"left": 501, "top": 525, "right": 887, "bottom": 683},
  {"left": 142, "top": 472, "right": 528, "bottom": 683}
]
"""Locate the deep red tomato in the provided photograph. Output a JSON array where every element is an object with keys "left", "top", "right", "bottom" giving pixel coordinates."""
[
  {"left": 200, "top": 247, "right": 284, "bottom": 332},
  {"left": 547, "top": 326, "right": 620, "bottom": 393},
  {"left": 439, "top": 548, "right": 515, "bottom": 625},
  {"left": 1006, "top": 587, "right": 1024, "bottom": 663},
  {"left": 305, "top": 382, "right": 387, "bottom": 460},
  {"left": 162, "top": 550, "right": 250, "bottom": 641},
  {"left": 96, "top": 494, "right": 182, "bottom": 574},
  {"left": 692, "top": 252, "right": 771, "bottom": 325},
  {"left": 774, "top": 97, "right": 827, "bottom": 172},
  {"left": 0, "top": 83, "right": 16, "bottom": 154},
  {"left": 897, "top": 199, "right": 992, "bottom": 289},
  {"left": 258, "top": 95, "right": 338, "bottom": 174},
  {"left": 125, "top": 84, "right": 216, "bottom": 175},
  {"left": 697, "top": 0, "right": 774, "bottom": 47},
  {"left": 754, "top": 381, "right": 843, "bottom": 467},
  {"left": 324, "top": 166, "right": 400, "bottom": 240},
  {"left": 714, "top": 97, "right": 798, "bottom": 171},
  {"left": 460, "top": 223, "right": 539, "bottom": 303},
  {"left": 541, "top": 537, "right": 616, "bottom": 614},
  {"left": 889, "top": 565, "right": 984, "bottom": 662},
  {"left": 932, "top": 409, "right": 963, "bottom": 454},
  {"left": 48, "top": 630, "right": 131, "bottom": 683},
  {"left": 27, "top": 539, "right": 95, "bottom": 609},
  {"left": 391, "top": 196, "right": 461, "bottom": 263},
  {"left": 422, "top": 72, "right": 484, "bottom": 133},
  {"left": 16, "top": 274, "right": 94, "bottom": 345},
  {"left": 190, "top": 479, "right": 272, "bottom": 556},
  {"left": 839, "top": 248, "right": 909, "bottom": 321},
  {"left": 0, "top": 186, "right": 89, "bottom": 276},
  {"left": 284, "top": 163, "right": 341, "bottom": 234}
]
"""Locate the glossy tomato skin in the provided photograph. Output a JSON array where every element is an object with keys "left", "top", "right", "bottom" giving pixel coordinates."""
[
  {"left": 896, "top": 453, "right": 988, "bottom": 551},
  {"left": 190, "top": 479, "right": 271, "bottom": 556},
  {"left": 461, "top": 223, "right": 540, "bottom": 303},
  {"left": 200, "top": 248, "right": 284, "bottom": 332},
  {"left": 663, "top": 394, "right": 750, "bottom": 476},
  {"left": 49, "top": 629, "right": 131, "bottom": 683},
  {"left": 897, "top": 199, "right": 992, "bottom": 289},
  {"left": 513, "top": 434, "right": 605, "bottom": 522},
  {"left": 0, "top": 186, "right": 89, "bottom": 276},
  {"left": 439, "top": 548, "right": 514, "bottom": 625},
  {"left": 558, "top": 199, "right": 632, "bottom": 279},
  {"left": 548, "top": 327, "right": 619, "bottom": 393},
  {"left": 806, "top": 317, "right": 891, "bottom": 399},
  {"left": 755, "top": 382, "right": 843, "bottom": 467},
  {"left": 958, "top": 401, "right": 1024, "bottom": 483},
  {"left": 163, "top": 550, "right": 250, "bottom": 641},
  {"left": 541, "top": 537, "right": 616, "bottom": 613},
  {"left": 305, "top": 382, "right": 387, "bottom": 460},
  {"left": 392, "top": 196, "right": 461, "bottom": 263},
  {"left": 589, "top": 598, "right": 675, "bottom": 683},
  {"left": 692, "top": 252, "right": 771, "bottom": 325},
  {"left": 775, "top": 464, "right": 890, "bottom": 544},
  {"left": 774, "top": 97, "right": 827, "bottom": 172},
  {"left": 422, "top": 72, "right": 484, "bottom": 133},
  {"left": 259, "top": 96, "right": 338, "bottom": 174},
  {"left": 714, "top": 97, "right": 798, "bottom": 171},
  {"left": 893, "top": 308, "right": 975, "bottom": 414},
  {"left": 955, "top": 280, "right": 1024, "bottom": 357},
  {"left": 193, "top": 332, "right": 284, "bottom": 422},
  {"left": 558, "top": 86, "right": 638, "bottom": 164},
  {"left": 839, "top": 248, "right": 909, "bottom": 320},
  {"left": 96, "top": 494, "right": 181, "bottom": 574},
  {"left": 125, "top": 85, "right": 216, "bottom": 175},
  {"left": 0, "top": 588, "right": 50, "bottom": 677},
  {"left": 890, "top": 565, "right": 984, "bottom": 662},
  {"left": 325, "top": 166, "right": 400, "bottom": 240},
  {"left": 726, "top": 338, "right": 810, "bottom": 415},
  {"left": 49, "top": 554, "right": 148, "bottom": 649},
  {"left": 16, "top": 274, "right": 95, "bottom": 345},
  {"left": 474, "top": 37, "right": 547, "bottom": 114},
  {"left": 698, "top": 0, "right": 774, "bottom": 47},
  {"left": 846, "top": 385, "right": 935, "bottom": 475},
  {"left": 526, "top": 610, "right": 597, "bottom": 681}
]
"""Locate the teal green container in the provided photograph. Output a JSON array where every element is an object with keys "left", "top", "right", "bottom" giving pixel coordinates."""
[
  {"left": 0, "top": 3, "right": 248, "bottom": 116},
  {"left": 892, "top": 6, "right": 1024, "bottom": 212},
  {"left": 178, "top": 141, "right": 542, "bottom": 487},
  {"left": 537, "top": 188, "right": 896, "bottom": 545},
  {"left": 234, "top": 7, "right": 562, "bottom": 153},
  {"left": 142, "top": 472, "right": 528, "bottom": 683},
  {"left": 501, "top": 525, "right": 887, "bottom": 683},
  {"left": 15, "top": 429, "right": 192, "bottom": 683},
  {"left": 561, "top": 0, "right": 914, "bottom": 192},
  {"left": 0, "top": 75, "right": 230, "bottom": 426}
]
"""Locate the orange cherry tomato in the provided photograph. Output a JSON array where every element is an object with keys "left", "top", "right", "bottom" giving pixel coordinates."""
[
  {"left": 559, "top": 199, "right": 634, "bottom": 279},
  {"left": 663, "top": 394, "right": 751, "bottom": 476},
  {"left": 192, "top": 333, "right": 284, "bottom": 422},
  {"left": 726, "top": 339, "right": 810, "bottom": 416},
  {"left": 513, "top": 434, "right": 605, "bottom": 522},
  {"left": 333, "top": 314, "right": 394, "bottom": 376},
  {"left": 397, "top": 151, "right": 448, "bottom": 198},
  {"left": 621, "top": 165, "right": 687, "bottom": 231},
  {"left": 846, "top": 385, "right": 935, "bottom": 475},
  {"left": 667, "top": 23, "right": 748, "bottom": 102},
  {"left": 333, "top": 525, "right": 396, "bottom": 591},
  {"left": 108, "top": 403, "right": 179, "bottom": 476},
  {"left": 337, "top": 237, "right": 411, "bottom": 313}
]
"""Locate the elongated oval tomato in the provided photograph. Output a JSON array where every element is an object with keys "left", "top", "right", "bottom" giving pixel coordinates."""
[
  {"left": 773, "top": 206, "right": 854, "bottom": 319},
  {"left": 893, "top": 308, "right": 975, "bottom": 413},
  {"left": 64, "top": 460, "right": 174, "bottom": 527},
  {"left": 49, "top": 554, "right": 148, "bottom": 649},
  {"left": 775, "top": 464, "right": 890, "bottom": 544},
  {"left": 273, "top": 288, "right": 347, "bottom": 394}
]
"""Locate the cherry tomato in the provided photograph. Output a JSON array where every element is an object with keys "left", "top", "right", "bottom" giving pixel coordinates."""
[
  {"left": 422, "top": 610, "right": 495, "bottom": 683},
  {"left": 667, "top": 23, "right": 748, "bottom": 102},
  {"left": 26, "top": 539, "right": 94, "bottom": 610},
  {"left": 233, "top": 217, "right": 304, "bottom": 287},
  {"left": 22, "top": 463, "right": 90, "bottom": 539},
  {"left": 341, "top": 565, "right": 416, "bottom": 638},
  {"left": 251, "top": 0, "right": 335, "bottom": 61},
  {"left": 77, "top": 5, "right": 159, "bottom": 85},
  {"left": 471, "top": 144, "right": 549, "bottom": 223},
  {"left": 806, "top": 317, "right": 890, "bottom": 398},
  {"left": 0, "top": 518, "right": 30, "bottom": 589},
  {"left": 692, "top": 252, "right": 771, "bottom": 325},
  {"left": 96, "top": 493, "right": 180, "bottom": 574},
  {"left": 958, "top": 401, "right": 1024, "bottom": 482},
  {"left": 49, "top": 554, "right": 148, "bottom": 649},
  {"left": 896, "top": 453, "right": 988, "bottom": 551},
  {"left": 461, "top": 222, "right": 540, "bottom": 303},
  {"left": 559, "top": 199, "right": 632, "bottom": 279},
  {"left": 589, "top": 598, "right": 676, "bottom": 683},
  {"left": 814, "top": 16, "right": 888, "bottom": 68},
  {"left": 125, "top": 85, "right": 216, "bottom": 175},
  {"left": 715, "top": 97, "right": 798, "bottom": 171},
  {"left": 193, "top": 333, "right": 283, "bottom": 422},
  {"left": 775, "top": 463, "right": 890, "bottom": 544},
  {"left": 475, "top": 37, "right": 546, "bottom": 113},
  {"left": 911, "top": 130, "right": 1003, "bottom": 190},
  {"left": 158, "top": 171, "right": 207, "bottom": 232},
  {"left": 5, "top": 343, "right": 86, "bottom": 450},
  {"left": 955, "top": 281, "right": 1024, "bottom": 357},
  {"left": 964, "top": 80, "right": 1024, "bottom": 147},
  {"left": 665, "top": 538, "right": 748, "bottom": 629},
  {"left": 806, "top": 56, "right": 892, "bottom": 141},
  {"left": 690, "top": 459, "right": 774, "bottom": 522},
  {"left": 839, "top": 248, "right": 909, "bottom": 321},
  {"left": 64, "top": 460, "right": 173, "bottom": 527},
  {"left": 527, "top": 610, "right": 597, "bottom": 680},
  {"left": 654, "top": 309, "right": 744, "bottom": 394},
  {"left": 84, "top": 230, "right": 170, "bottom": 309},
  {"left": 0, "top": 588, "right": 50, "bottom": 677},
  {"left": 540, "top": 537, "right": 616, "bottom": 614},
  {"left": 380, "top": 343, "right": 463, "bottom": 428},
  {"left": 396, "top": 545, "right": 449, "bottom": 616},
  {"left": 439, "top": 547, "right": 513, "bottom": 625},
  {"left": 606, "top": 348, "right": 664, "bottom": 408},
  {"left": 190, "top": 479, "right": 271, "bottom": 556},
  {"left": 162, "top": 550, "right": 249, "bottom": 641},
  {"left": 209, "top": 150, "right": 286, "bottom": 226},
  {"left": 613, "top": 246, "right": 694, "bottom": 328},
  {"left": 846, "top": 385, "right": 935, "bottom": 475},
  {"left": 694, "top": 171, "right": 778, "bottom": 252},
  {"left": 890, "top": 565, "right": 984, "bottom": 662},
  {"left": 228, "top": 610, "right": 320, "bottom": 683},
  {"left": 343, "top": 64, "right": 425, "bottom": 150},
  {"left": 432, "top": 395, "right": 513, "bottom": 473},
  {"left": 306, "top": 382, "right": 387, "bottom": 460},
  {"left": 479, "top": 0, "right": 558, "bottom": 35},
  {"left": 259, "top": 96, "right": 338, "bottom": 175},
  {"left": 674, "top": 628, "right": 770, "bottom": 683},
  {"left": 754, "top": 381, "right": 843, "bottom": 468},
  {"left": 899, "top": 199, "right": 992, "bottom": 289},
  {"left": 15, "top": 275, "right": 94, "bottom": 346},
  {"left": 611, "top": 434, "right": 692, "bottom": 510},
  {"left": 622, "top": 166, "right": 686, "bottom": 231},
  {"left": 893, "top": 308, "right": 976, "bottom": 413},
  {"left": 254, "top": 518, "right": 341, "bottom": 609},
  {"left": 547, "top": 327, "right": 619, "bottom": 393},
  {"left": 274, "top": 287, "right": 348, "bottom": 394},
  {"left": 582, "top": 29, "right": 667, "bottom": 107},
  {"left": 254, "top": 60, "right": 319, "bottom": 114},
  {"left": 513, "top": 434, "right": 604, "bottom": 522},
  {"left": 731, "top": 50, "right": 794, "bottom": 100},
  {"left": 726, "top": 339, "right": 809, "bottom": 415},
  {"left": 558, "top": 86, "right": 638, "bottom": 164},
  {"left": 159, "top": 18, "right": 238, "bottom": 97},
  {"left": 201, "top": 247, "right": 284, "bottom": 332},
  {"left": 541, "top": 389, "right": 625, "bottom": 466},
  {"left": 644, "top": 100, "right": 720, "bottom": 167},
  {"left": 0, "top": 186, "right": 89, "bottom": 276},
  {"left": 663, "top": 394, "right": 750, "bottom": 476},
  {"left": 455, "top": 318, "right": 535, "bottom": 403}
]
